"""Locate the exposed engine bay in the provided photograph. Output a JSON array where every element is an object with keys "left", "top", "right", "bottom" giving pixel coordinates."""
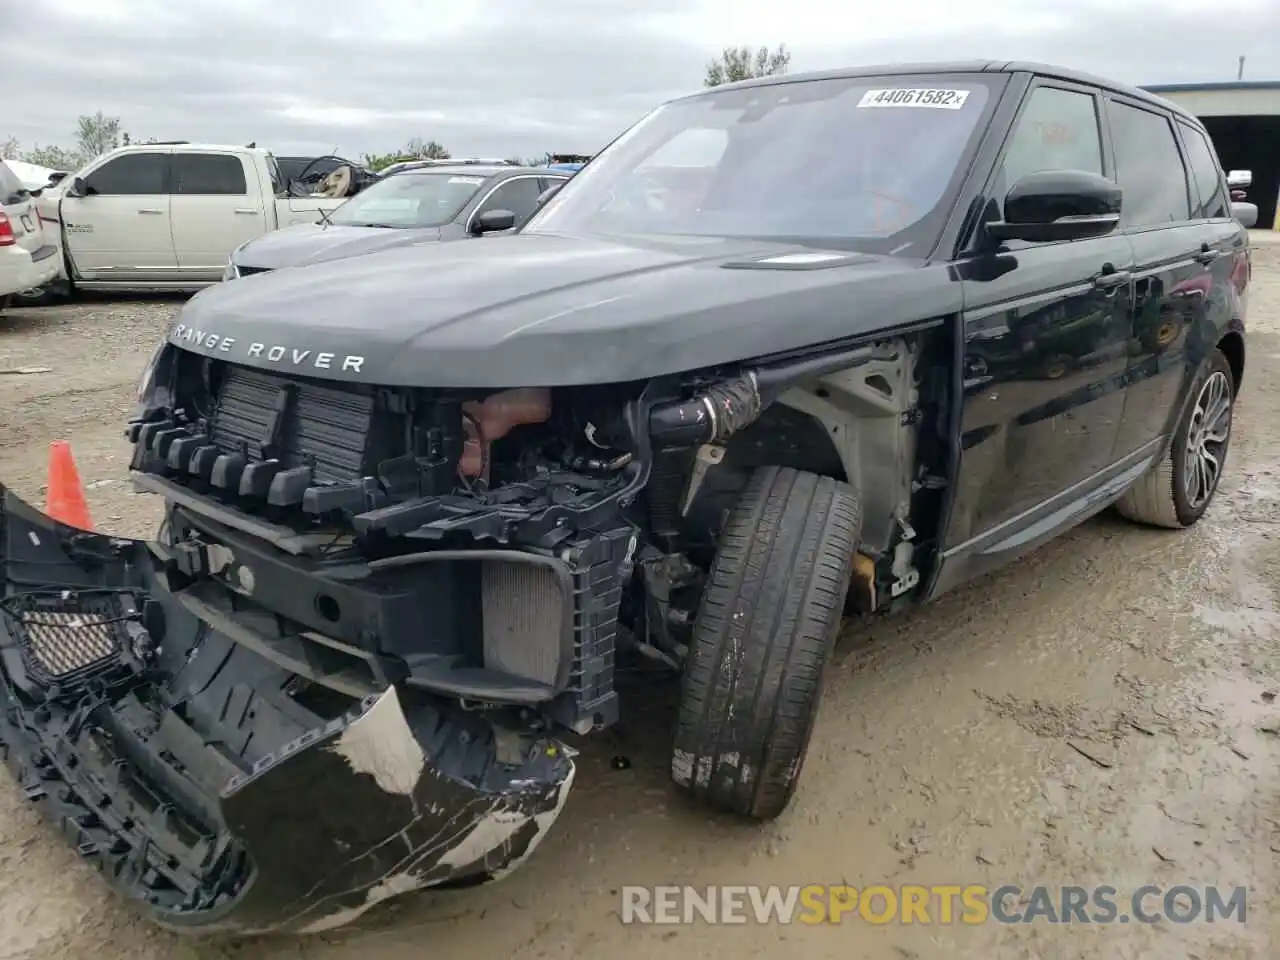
[
  {"left": 0, "top": 328, "right": 937, "bottom": 932},
  {"left": 126, "top": 332, "right": 934, "bottom": 735}
]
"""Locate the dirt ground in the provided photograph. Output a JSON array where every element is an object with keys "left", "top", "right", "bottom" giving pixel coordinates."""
[{"left": 1, "top": 242, "right": 1278, "bottom": 960}]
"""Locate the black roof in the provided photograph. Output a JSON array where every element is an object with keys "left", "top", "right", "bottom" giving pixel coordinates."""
[{"left": 672, "top": 60, "right": 1204, "bottom": 125}]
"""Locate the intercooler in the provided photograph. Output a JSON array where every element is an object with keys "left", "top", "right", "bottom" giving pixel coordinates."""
[
  {"left": 130, "top": 364, "right": 395, "bottom": 511},
  {"left": 207, "top": 365, "right": 377, "bottom": 483}
]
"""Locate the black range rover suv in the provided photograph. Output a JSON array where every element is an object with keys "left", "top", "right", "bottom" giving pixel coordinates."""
[{"left": 0, "top": 61, "right": 1250, "bottom": 934}]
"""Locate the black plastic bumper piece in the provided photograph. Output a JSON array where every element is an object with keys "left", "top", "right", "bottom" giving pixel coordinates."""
[{"left": 0, "top": 484, "right": 576, "bottom": 935}]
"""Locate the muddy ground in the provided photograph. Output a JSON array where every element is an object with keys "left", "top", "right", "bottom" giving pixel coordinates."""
[{"left": 0, "top": 242, "right": 1278, "bottom": 960}]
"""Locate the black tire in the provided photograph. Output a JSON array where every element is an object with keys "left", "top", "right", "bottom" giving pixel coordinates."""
[
  {"left": 670, "top": 465, "right": 860, "bottom": 820},
  {"left": 11, "top": 288, "right": 49, "bottom": 306},
  {"left": 1115, "top": 348, "right": 1235, "bottom": 529}
]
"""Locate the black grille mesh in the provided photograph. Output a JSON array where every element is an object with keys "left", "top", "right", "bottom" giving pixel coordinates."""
[{"left": 9, "top": 594, "right": 127, "bottom": 686}]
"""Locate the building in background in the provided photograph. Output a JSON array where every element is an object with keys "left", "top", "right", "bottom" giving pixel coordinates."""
[{"left": 1142, "top": 80, "right": 1280, "bottom": 230}]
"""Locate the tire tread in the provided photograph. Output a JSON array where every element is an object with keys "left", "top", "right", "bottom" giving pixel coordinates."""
[{"left": 671, "top": 465, "right": 860, "bottom": 819}]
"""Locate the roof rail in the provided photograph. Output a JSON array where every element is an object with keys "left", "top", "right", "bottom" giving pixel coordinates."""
[{"left": 407, "top": 158, "right": 516, "bottom": 166}]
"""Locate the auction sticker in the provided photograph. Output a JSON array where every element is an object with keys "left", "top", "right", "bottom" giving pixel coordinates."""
[
  {"left": 857, "top": 88, "right": 970, "bottom": 109},
  {"left": 449, "top": 176, "right": 485, "bottom": 184}
]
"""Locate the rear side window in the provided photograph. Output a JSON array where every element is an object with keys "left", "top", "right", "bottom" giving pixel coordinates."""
[
  {"left": 999, "top": 86, "right": 1104, "bottom": 197},
  {"left": 0, "top": 161, "right": 28, "bottom": 205},
  {"left": 1177, "top": 122, "right": 1228, "bottom": 219},
  {"left": 1107, "top": 102, "right": 1190, "bottom": 228},
  {"left": 172, "top": 154, "right": 248, "bottom": 195},
  {"left": 85, "top": 153, "right": 169, "bottom": 195}
]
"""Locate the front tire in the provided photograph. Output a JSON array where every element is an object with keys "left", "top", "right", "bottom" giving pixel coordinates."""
[
  {"left": 1115, "top": 348, "right": 1234, "bottom": 529},
  {"left": 670, "top": 466, "right": 860, "bottom": 820}
]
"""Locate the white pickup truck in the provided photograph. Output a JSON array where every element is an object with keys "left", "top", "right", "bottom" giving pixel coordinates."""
[{"left": 30, "top": 142, "right": 357, "bottom": 297}]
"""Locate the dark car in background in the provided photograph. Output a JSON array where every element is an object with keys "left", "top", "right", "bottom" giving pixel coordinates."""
[{"left": 224, "top": 162, "right": 571, "bottom": 277}]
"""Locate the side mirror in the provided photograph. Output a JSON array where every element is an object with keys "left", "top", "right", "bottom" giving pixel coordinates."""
[
  {"left": 471, "top": 208, "right": 516, "bottom": 235},
  {"left": 65, "top": 176, "right": 87, "bottom": 198},
  {"left": 46, "top": 171, "right": 68, "bottom": 185},
  {"left": 1227, "top": 169, "right": 1252, "bottom": 189},
  {"left": 535, "top": 183, "right": 564, "bottom": 207},
  {"left": 985, "top": 170, "right": 1121, "bottom": 245},
  {"left": 1231, "top": 201, "right": 1258, "bottom": 229}
]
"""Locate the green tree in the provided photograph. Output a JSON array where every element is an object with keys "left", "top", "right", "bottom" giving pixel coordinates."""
[
  {"left": 74, "top": 111, "right": 123, "bottom": 161},
  {"left": 405, "top": 138, "right": 450, "bottom": 160},
  {"left": 361, "top": 138, "right": 454, "bottom": 172},
  {"left": 0, "top": 137, "right": 19, "bottom": 160},
  {"left": 21, "top": 144, "right": 80, "bottom": 170},
  {"left": 704, "top": 44, "right": 791, "bottom": 87}
]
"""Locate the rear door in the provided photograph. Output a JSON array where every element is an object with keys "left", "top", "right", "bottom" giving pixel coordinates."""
[
  {"left": 1175, "top": 117, "right": 1249, "bottom": 357},
  {"left": 61, "top": 150, "right": 176, "bottom": 280},
  {"left": 1104, "top": 97, "right": 1212, "bottom": 459},
  {"left": 170, "top": 152, "right": 267, "bottom": 281}
]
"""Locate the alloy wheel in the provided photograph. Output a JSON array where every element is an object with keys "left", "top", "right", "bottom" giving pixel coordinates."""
[{"left": 1183, "top": 370, "right": 1232, "bottom": 509}]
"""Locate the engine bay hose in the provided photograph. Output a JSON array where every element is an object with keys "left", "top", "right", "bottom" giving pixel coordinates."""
[
  {"left": 648, "top": 374, "right": 762, "bottom": 447},
  {"left": 647, "top": 343, "right": 878, "bottom": 448}
]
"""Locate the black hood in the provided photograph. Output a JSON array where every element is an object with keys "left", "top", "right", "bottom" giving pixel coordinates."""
[
  {"left": 172, "top": 232, "right": 962, "bottom": 388},
  {"left": 234, "top": 222, "right": 443, "bottom": 270}
]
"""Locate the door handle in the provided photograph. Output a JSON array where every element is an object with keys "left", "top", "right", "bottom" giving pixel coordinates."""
[
  {"left": 137, "top": 208, "right": 164, "bottom": 215},
  {"left": 1194, "top": 248, "right": 1223, "bottom": 265},
  {"left": 1092, "top": 268, "right": 1131, "bottom": 289},
  {"left": 234, "top": 208, "right": 260, "bottom": 215}
]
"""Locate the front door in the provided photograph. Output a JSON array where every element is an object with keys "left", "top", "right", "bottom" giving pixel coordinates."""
[
  {"left": 170, "top": 153, "right": 268, "bottom": 282},
  {"left": 61, "top": 150, "right": 176, "bottom": 280},
  {"left": 947, "top": 81, "right": 1137, "bottom": 548}
]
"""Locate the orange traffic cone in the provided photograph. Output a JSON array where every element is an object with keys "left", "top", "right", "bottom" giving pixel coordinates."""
[{"left": 45, "top": 440, "right": 94, "bottom": 531}]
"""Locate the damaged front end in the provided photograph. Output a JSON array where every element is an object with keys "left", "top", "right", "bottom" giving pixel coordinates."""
[
  {"left": 0, "top": 487, "right": 574, "bottom": 934},
  {"left": 0, "top": 324, "right": 899, "bottom": 933}
]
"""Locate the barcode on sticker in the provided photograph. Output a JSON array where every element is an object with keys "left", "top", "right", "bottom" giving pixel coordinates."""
[{"left": 857, "top": 88, "right": 971, "bottom": 110}]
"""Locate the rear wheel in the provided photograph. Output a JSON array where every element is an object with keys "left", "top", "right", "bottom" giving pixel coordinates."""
[
  {"left": 1115, "top": 348, "right": 1234, "bottom": 528},
  {"left": 670, "top": 466, "right": 860, "bottom": 820}
]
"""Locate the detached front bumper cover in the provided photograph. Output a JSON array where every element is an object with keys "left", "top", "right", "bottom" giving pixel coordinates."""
[{"left": 0, "top": 484, "right": 574, "bottom": 934}]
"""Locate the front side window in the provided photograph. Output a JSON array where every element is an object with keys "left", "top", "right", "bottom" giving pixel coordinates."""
[
  {"left": 525, "top": 74, "right": 1002, "bottom": 255},
  {"left": 84, "top": 153, "right": 169, "bottom": 195},
  {"left": 329, "top": 171, "right": 487, "bottom": 228},
  {"left": 477, "top": 178, "right": 544, "bottom": 226},
  {"left": 173, "top": 154, "right": 248, "bottom": 195},
  {"left": 997, "top": 86, "right": 1103, "bottom": 206},
  {"left": 1108, "top": 102, "right": 1191, "bottom": 228},
  {"left": 1177, "top": 121, "right": 1228, "bottom": 220}
]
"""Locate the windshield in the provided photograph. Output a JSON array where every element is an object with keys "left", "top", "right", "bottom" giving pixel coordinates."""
[
  {"left": 329, "top": 171, "right": 487, "bottom": 228},
  {"left": 525, "top": 74, "right": 1001, "bottom": 254}
]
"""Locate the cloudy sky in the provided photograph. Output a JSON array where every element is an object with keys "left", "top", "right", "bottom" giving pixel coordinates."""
[{"left": 8, "top": 0, "right": 1279, "bottom": 163}]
